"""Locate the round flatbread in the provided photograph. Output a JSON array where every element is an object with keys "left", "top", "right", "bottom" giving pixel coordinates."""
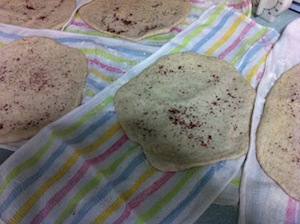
[
  {"left": 0, "top": 0, "right": 76, "bottom": 29},
  {"left": 115, "top": 52, "right": 255, "bottom": 171},
  {"left": 0, "top": 36, "right": 87, "bottom": 143},
  {"left": 257, "top": 64, "right": 300, "bottom": 200},
  {"left": 78, "top": 0, "right": 190, "bottom": 41}
]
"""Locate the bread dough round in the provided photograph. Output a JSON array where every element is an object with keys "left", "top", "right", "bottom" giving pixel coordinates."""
[
  {"left": 0, "top": 0, "right": 76, "bottom": 29},
  {"left": 257, "top": 64, "right": 300, "bottom": 200},
  {"left": 0, "top": 36, "right": 87, "bottom": 143},
  {"left": 78, "top": 0, "right": 190, "bottom": 41},
  {"left": 115, "top": 52, "right": 255, "bottom": 171}
]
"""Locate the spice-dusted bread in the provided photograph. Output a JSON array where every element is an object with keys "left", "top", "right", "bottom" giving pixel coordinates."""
[
  {"left": 78, "top": 0, "right": 190, "bottom": 41},
  {"left": 115, "top": 52, "right": 255, "bottom": 171},
  {"left": 0, "top": 0, "right": 76, "bottom": 29},
  {"left": 0, "top": 36, "right": 87, "bottom": 143},
  {"left": 257, "top": 64, "right": 300, "bottom": 200}
]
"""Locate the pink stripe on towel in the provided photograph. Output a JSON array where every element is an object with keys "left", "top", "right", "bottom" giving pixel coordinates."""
[{"left": 286, "top": 197, "right": 298, "bottom": 224}]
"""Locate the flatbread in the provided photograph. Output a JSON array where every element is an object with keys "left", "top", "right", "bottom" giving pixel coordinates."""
[
  {"left": 0, "top": 36, "right": 88, "bottom": 143},
  {"left": 0, "top": 0, "right": 76, "bottom": 29},
  {"left": 78, "top": 0, "right": 190, "bottom": 41},
  {"left": 257, "top": 64, "right": 300, "bottom": 200},
  {"left": 115, "top": 52, "right": 255, "bottom": 171}
]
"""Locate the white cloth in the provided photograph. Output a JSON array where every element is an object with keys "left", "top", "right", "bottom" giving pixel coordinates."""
[{"left": 239, "top": 18, "right": 300, "bottom": 224}]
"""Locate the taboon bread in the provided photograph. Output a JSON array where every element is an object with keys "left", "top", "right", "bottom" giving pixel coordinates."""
[
  {"left": 257, "top": 64, "right": 300, "bottom": 200},
  {"left": 0, "top": 0, "right": 76, "bottom": 29},
  {"left": 78, "top": 0, "right": 190, "bottom": 41},
  {"left": 0, "top": 36, "right": 88, "bottom": 143},
  {"left": 115, "top": 52, "right": 255, "bottom": 171}
]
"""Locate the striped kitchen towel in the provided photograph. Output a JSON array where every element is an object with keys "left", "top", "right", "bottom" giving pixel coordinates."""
[
  {"left": 239, "top": 18, "right": 300, "bottom": 224},
  {"left": 65, "top": 0, "right": 252, "bottom": 47},
  {"left": 0, "top": 4, "right": 278, "bottom": 224}
]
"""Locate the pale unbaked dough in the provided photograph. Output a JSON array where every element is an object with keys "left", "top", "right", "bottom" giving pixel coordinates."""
[
  {"left": 78, "top": 0, "right": 190, "bottom": 41},
  {"left": 257, "top": 64, "right": 300, "bottom": 200},
  {"left": 0, "top": 36, "right": 88, "bottom": 143},
  {"left": 115, "top": 52, "right": 255, "bottom": 171},
  {"left": 0, "top": 0, "right": 76, "bottom": 29}
]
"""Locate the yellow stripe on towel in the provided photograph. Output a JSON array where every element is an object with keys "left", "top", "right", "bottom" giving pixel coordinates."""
[
  {"left": 204, "top": 14, "right": 245, "bottom": 56},
  {"left": 8, "top": 123, "right": 121, "bottom": 224}
]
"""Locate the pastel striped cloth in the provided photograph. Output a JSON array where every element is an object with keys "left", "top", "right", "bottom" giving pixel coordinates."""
[
  {"left": 239, "top": 18, "right": 300, "bottom": 224},
  {"left": 0, "top": 4, "right": 279, "bottom": 224},
  {"left": 65, "top": 0, "right": 252, "bottom": 47}
]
